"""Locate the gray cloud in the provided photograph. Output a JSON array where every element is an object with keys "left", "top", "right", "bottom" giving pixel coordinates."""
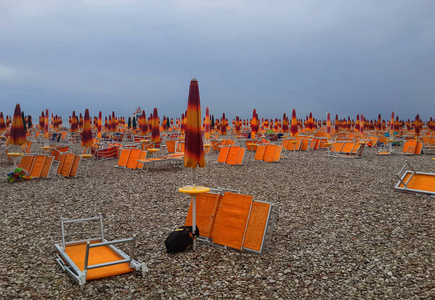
[{"left": 0, "top": 0, "right": 434, "bottom": 122}]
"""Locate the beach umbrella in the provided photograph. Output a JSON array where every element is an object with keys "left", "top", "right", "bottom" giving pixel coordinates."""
[
  {"left": 7, "top": 104, "right": 27, "bottom": 146},
  {"left": 151, "top": 108, "right": 160, "bottom": 146},
  {"left": 81, "top": 109, "right": 93, "bottom": 148},
  {"left": 39, "top": 111, "right": 45, "bottom": 130},
  {"left": 205, "top": 107, "right": 210, "bottom": 139},
  {"left": 235, "top": 116, "right": 241, "bottom": 134},
  {"left": 414, "top": 114, "right": 421, "bottom": 137},
  {"left": 140, "top": 110, "right": 147, "bottom": 135},
  {"left": 326, "top": 113, "right": 331, "bottom": 139},
  {"left": 44, "top": 109, "right": 50, "bottom": 139},
  {"left": 389, "top": 112, "right": 394, "bottom": 136},
  {"left": 79, "top": 113, "right": 83, "bottom": 130},
  {"left": 220, "top": 113, "right": 227, "bottom": 135},
  {"left": 183, "top": 79, "right": 206, "bottom": 251},
  {"left": 132, "top": 116, "right": 136, "bottom": 130},
  {"left": 360, "top": 114, "right": 364, "bottom": 136},
  {"left": 71, "top": 111, "right": 78, "bottom": 132},
  {"left": 0, "top": 112, "right": 6, "bottom": 133},
  {"left": 355, "top": 115, "right": 360, "bottom": 132},
  {"left": 251, "top": 109, "right": 258, "bottom": 138},
  {"left": 98, "top": 111, "right": 102, "bottom": 139},
  {"left": 290, "top": 109, "right": 298, "bottom": 137}
]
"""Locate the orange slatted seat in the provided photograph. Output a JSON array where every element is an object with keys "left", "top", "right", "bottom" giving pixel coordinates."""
[
  {"left": 19, "top": 155, "right": 35, "bottom": 173},
  {"left": 254, "top": 145, "right": 266, "bottom": 160},
  {"left": 30, "top": 155, "right": 46, "bottom": 178},
  {"left": 217, "top": 146, "right": 230, "bottom": 163},
  {"left": 117, "top": 149, "right": 131, "bottom": 167},
  {"left": 40, "top": 156, "right": 54, "bottom": 178},
  {"left": 226, "top": 146, "right": 240, "bottom": 165},
  {"left": 126, "top": 149, "right": 142, "bottom": 169},
  {"left": 70, "top": 156, "right": 81, "bottom": 177}
]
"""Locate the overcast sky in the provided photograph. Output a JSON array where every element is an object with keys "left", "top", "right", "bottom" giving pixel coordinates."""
[{"left": 0, "top": 0, "right": 434, "bottom": 121}]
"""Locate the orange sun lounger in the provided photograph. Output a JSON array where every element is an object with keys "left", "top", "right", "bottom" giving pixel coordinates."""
[
  {"left": 55, "top": 215, "right": 146, "bottom": 285},
  {"left": 395, "top": 161, "right": 435, "bottom": 196},
  {"left": 185, "top": 189, "right": 277, "bottom": 253}
]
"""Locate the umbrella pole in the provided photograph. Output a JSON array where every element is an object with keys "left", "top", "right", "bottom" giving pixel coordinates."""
[{"left": 192, "top": 168, "right": 196, "bottom": 251}]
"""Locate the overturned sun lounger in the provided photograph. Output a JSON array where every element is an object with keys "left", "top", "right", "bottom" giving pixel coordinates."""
[
  {"left": 55, "top": 215, "right": 147, "bottom": 285},
  {"left": 395, "top": 161, "right": 435, "bottom": 196},
  {"left": 184, "top": 188, "right": 277, "bottom": 253}
]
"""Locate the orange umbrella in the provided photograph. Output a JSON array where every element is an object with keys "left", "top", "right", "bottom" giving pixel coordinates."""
[
  {"left": 97, "top": 111, "right": 102, "bottom": 139},
  {"left": 184, "top": 78, "right": 206, "bottom": 169},
  {"left": 414, "top": 114, "right": 421, "bottom": 137},
  {"left": 326, "top": 113, "right": 331, "bottom": 139},
  {"left": 7, "top": 104, "right": 27, "bottom": 146},
  {"left": 235, "top": 116, "right": 241, "bottom": 134},
  {"left": 377, "top": 114, "right": 382, "bottom": 131},
  {"left": 151, "top": 108, "right": 160, "bottom": 146},
  {"left": 251, "top": 109, "right": 258, "bottom": 138},
  {"left": 79, "top": 113, "right": 83, "bottom": 130},
  {"left": 71, "top": 111, "right": 78, "bottom": 132},
  {"left": 205, "top": 107, "right": 210, "bottom": 139},
  {"left": 360, "top": 114, "right": 365, "bottom": 136},
  {"left": 0, "top": 112, "right": 6, "bottom": 133},
  {"left": 44, "top": 109, "right": 50, "bottom": 138},
  {"left": 389, "top": 112, "right": 394, "bottom": 136},
  {"left": 39, "top": 111, "right": 45, "bottom": 130},
  {"left": 81, "top": 109, "right": 93, "bottom": 147},
  {"left": 220, "top": 113, "right": 227, "bottom": 135},
  {"left": 140, "top": 110, "right": 147, "bottom": 135},
  {"left": 290, "top": 109, "right": 298, "bottom": 137}
]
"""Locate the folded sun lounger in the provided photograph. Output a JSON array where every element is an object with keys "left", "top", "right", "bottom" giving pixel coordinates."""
[{"left": 55, "top": 215, "right": 146, "bottom": 285}]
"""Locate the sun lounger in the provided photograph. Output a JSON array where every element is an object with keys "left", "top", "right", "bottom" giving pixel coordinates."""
[
  {"left": 328, "top": 142, "right": 364, "bottom": 158},
  {"left": 401, "top": 140, "right": 423, "bottom": 155},
  {"left": 184, "top": 189, "right": 276, "bottom": 253},
  {"left": 395, "top": 161, "right": 435, "bottom": 196},
  {"left": 254, "top": 145, "right": 282, "bottom": 162},
  {"left": 55, "top": 215, "right": 146, "bottom": 285},
  {"left": 216, "top": 146, "right": 245, "bottom": 165},
  {"left": 116, "top": 149, "right": 131, "bottom": 168}
]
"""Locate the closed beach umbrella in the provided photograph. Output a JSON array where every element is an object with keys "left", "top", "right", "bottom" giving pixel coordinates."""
[
  {"left": 71, "top": 111, "right": 78, "bottom": 132},
  {"left": 414, "top": 114, "right": 421, "bottom": 137},
  {"left": 97, "top": 111, "right": 102, "bottom": 139},
  {"left": 205, "top": 107, "right": 210, "bottom": 139},
  {"left": 220, "top": 113, "right": 227, "bottom": 135},
  {"left": 44, "top": 109, "right": 50, "bottom": 138},
  {"left": 0, "top": 112, "right": 6, "bottom": 133},
  {"left": 184, "top": 78, "right": 206, "bottom": 169},
  {"left": 151, "top": 108, "right": 160, "bottom": 146},
  {"left": 389, "top": 112, "right": 394, "bottom": 136},
  {"left": 8, "top": 104, "right": 27, "bottom": 146},
  {"left": 39, "top": 111, "right": 45, "bottom": 130},
  {"left": 326, "top": 113, "right": 331, "bottom": 139},
  {"left": 81, "top": 109, "right": 93, "bottom": 147},
  {"left": 290, "top": 109, "right": 298, "bottom": 137},
  {"left": 140, "top": 110, "right": 147, "bottom": 135},
  {"left": 360, "top": 114, "right": 364, "bottom": 136}
]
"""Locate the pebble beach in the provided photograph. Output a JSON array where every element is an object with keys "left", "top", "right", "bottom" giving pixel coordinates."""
[{"left": 1, "top": 145, "right": 434, "bottom": 299}]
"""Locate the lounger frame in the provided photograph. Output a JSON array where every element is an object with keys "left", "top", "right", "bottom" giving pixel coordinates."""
[
  {"left": 395, "top": 161, "right": 435, "bottom": 196},
  {"left": 54, "top": 215, "right": 144, "bottom": 285}
]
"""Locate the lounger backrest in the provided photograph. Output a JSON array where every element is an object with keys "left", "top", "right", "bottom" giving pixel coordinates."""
[
  {"left": 331, "top": 142, "right": 345, "bottom": 153},
  {"left": 243, "top": 200, "right": 272, "bottom": 252},
  {"left": 415, "top": 141, "right": 423, "bottom": 155},
  {"left": 209, "top": 192, "right": 253, "bottom": 250},
  {"left": 273, "top": 146, "right": 282, "bottom": 162},
  {"left": 254, "top": 145, "right": 266, "bottom": 160},
  {"left": 61, "top": 153, "right": 76, "bottom": 177},
  {"left": 69, "top": 156, "right": 81, "bottom": 177},
  {"left": 185, "top": 192, "right": 221, "bottom": 239},
  {"left": 300, "top": 138, "right": 309, "bottom": 151},
  {"left": 236, "top": 148, "right": 246, "bottom": 165},
  {"left": 226, "top": 146, "right": 240, "bottom": 165},
  {"left": 217, "top": 146, "right": 230, "bottom": 163},
  {"left": 40, "top": 156, "right": 54, "bottom": 178},
  {"left": 165, "top": 140, "right": 176, "bottom": 153},
  {"left": 57, "top": 154, "right": 67, "bottom": 174},
  {"left": 19, "top": 155, "right": 35, "bottom": 173},
  {"left": 117, "top": 149, "right": 131, "bottom": 167},
  {"left": 403, "top": 140, "right": 417, "bottom": 154},
  {"left": 136, "top": 151, "right": 148, "bottom": 169},
  {"left": 126, "top": 148, "right": 142, "bottom": 169},
  {"left": 263, "top": 145, "right": 277, "bottom": 162},
  {"left": 341, "top": 142, "right": 355, "bottom": 154},
  {"left": 30, "top": 155, "right": 46, "bottom": 178}
]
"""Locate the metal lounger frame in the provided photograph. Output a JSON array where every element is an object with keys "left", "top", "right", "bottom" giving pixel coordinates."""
[{"left": 54, "top": 215, "right": 144, "bottom": 285}]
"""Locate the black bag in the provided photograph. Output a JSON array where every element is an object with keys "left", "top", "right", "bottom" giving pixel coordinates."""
[{"left": 165, "top": 226, "right": 200, "bottom": 253}]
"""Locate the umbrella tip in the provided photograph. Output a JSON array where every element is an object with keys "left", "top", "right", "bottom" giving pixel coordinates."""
[{"left": 191, "top": 78, "right": 198, "bottom": 82}]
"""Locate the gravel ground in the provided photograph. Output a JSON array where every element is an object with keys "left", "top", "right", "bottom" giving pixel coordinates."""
[{"left": 0, "top": 145, "right": 434, "bottom": 299}]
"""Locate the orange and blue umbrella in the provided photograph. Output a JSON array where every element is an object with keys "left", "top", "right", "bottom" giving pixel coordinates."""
[{"left": 184, "top": 78, "right": 205, "bottom": 169}]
